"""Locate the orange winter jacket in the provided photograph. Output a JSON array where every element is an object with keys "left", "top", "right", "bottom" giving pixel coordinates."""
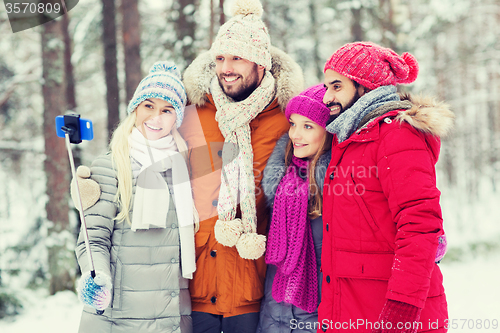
[
  {"left": 179, "top": 47, "right": 304, "bottom": 316},
  {"left": 179, "top": 95, "right": 289, "bottom": 316}
]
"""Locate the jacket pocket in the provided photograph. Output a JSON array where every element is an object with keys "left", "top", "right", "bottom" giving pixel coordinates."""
[
  {"left": 242, "top": 259, "right": 265, "bottom": 303},
  {"left": 191, "top": 231, "right": 210, "bottom": 299},
  {"left": 335, "top": 250, "right": 392, "bottom": 323},
  {"left": 335, "top": 251, "right": 393, "bottom": 280},
  {"left": 194, "top": 231, "right": 210, "bottom": 259},
  {"left": 336, "top": 276, "right": 388, "bottom": 324},
  {"left": 350, "top": 175, "right": 395, "bottom": 250},
  {"left": 111, "top": 259, "right": 122, "bottom": 310}
]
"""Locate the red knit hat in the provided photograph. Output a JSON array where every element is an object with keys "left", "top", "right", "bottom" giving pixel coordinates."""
[
  {"left": 285, "top": 84, "right": 330, "bottom": 128},
  {"left": 323, "top": 42, "right": 419, "bottom": 90}
]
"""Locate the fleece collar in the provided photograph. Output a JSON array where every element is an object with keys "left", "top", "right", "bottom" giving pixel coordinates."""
[
  {"left": 336, "top": 93, "right": 455, "bottom": 147},
  {"left": 182, "top": 46, "right": 304, "bottom": 110}
]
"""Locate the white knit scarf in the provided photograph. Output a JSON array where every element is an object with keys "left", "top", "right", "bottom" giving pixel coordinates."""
[
  {"left": 128, "top": 128, "right": 196, "bottom": 279},
  {"left": 210, "top": 71, "right": 276, "bottom": 260}
]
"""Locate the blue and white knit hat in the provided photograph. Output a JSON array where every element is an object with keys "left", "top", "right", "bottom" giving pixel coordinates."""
[{"left": 127, "top": 61, "right": 187, "bottom": 128}]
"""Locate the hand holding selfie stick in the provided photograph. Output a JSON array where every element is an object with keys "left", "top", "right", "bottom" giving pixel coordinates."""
[{"left": 56, "top": 114, "right": 108, "bottom": 315}]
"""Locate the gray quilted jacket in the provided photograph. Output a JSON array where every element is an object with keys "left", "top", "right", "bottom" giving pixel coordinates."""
[
  {"left": 75, "top": 153, "right": 192, "bottom": 333},
  {"left": 257, "top": 134, "right": 330, "bottom": 333}
]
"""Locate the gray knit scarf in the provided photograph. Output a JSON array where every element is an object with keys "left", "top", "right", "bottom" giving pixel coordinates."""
[{"left": 326, "top": 85, "right": 400, "bottom": 142}]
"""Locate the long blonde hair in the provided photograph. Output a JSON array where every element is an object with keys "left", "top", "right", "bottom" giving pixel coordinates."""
[{"left": 109, "top": 111, "right": 199, "bottom": 231}]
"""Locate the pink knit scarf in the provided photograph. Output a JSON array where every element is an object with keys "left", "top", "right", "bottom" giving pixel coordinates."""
[{"left": 265, "top": 156, "right": 318, "bottom": 313}]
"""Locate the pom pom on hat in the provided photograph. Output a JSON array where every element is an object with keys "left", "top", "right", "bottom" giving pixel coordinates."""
[
  {"left": 400, "top": 52, "right": 419, "bottom": 84},
  {"left": 232, "top": 0, "right": 263, "bottom": 17},
  {"left": 210, "top": 0, "right": 271, "bottom": 70},
  {"left": 127, "top": 61, "right": 187, "bottom": 128},
  {"left": 149, "top": 61, "right": 182, "bottom": 78},
  {"left": 285, "top": 84, "right": 331, "bottom": 128},
  {"left": 324, "top": 42, "right": 419, "bottom": 90}
]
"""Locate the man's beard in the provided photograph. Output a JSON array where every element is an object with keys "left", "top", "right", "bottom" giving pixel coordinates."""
[
  {"left": 218, "top": 64, "right": 260, "bottom": 102},
  {"left": 326, "top": 90, "right": 361, "bottom": 124}
]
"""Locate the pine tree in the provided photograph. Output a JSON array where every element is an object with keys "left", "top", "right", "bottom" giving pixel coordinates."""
[{"left": 41, "top": 18, "right": 75, "bottom": 295}]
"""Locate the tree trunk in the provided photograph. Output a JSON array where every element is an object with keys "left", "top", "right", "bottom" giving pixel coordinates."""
[
  {"left": 61, "top": 10, "right": 83, "bottom": 276},
  {"left": 102, "top": 0, "right": 120, "bottom": 142},
  {"left": 377, "top": 0, "right": 398, "bottom": 51},
  {"left": 121, "top": 0, "right": 142, "bottom": 103},
  {"left": 173, "top": 0, "right": 197, "bottom": 65},
  {"left": 351, "top": 7, "right": 364, "bottom": 42},
  {"left": 309, "top": 0, "right": 322, "bottom": 80},
  {"left": 219, "top": 0, "right": 225, "bottom": 26},
  {"left": 487, "top": 2, "right": 499, "bottom": 192},
  {"left": 61, "top": 11, "right": 80, "bottom": 166},
  {"left": 433, "top": 40, "right": 456, "bottom": 187},
  {"left": 209, "top": 0, "right": 215, "bottom": 46},
  {"left": 41, "top": 18, "right": 74, "bottom": 295},
  {"left": 62, "top": 13, "right": 76, "bottom": 112}
]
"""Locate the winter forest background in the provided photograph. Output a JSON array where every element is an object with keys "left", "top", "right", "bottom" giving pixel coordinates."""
[{"left": 0, "top": 0, "right": 499, "bottom": 331}]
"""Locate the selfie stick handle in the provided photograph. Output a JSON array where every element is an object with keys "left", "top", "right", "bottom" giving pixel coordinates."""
[
  {"left": 62, "top": 126, "right": 104, "bottom": 315},
  {"left": 63, "top": 132, "right": 97, "bottom": 277}
]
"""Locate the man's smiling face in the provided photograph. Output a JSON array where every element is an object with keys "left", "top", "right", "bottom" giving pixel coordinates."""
[
  {"left": 323, "top": 69, "right": 365, "bottom": 118},
  {"left": 215, "top": 54, "right": 264, "bottom": 102}
]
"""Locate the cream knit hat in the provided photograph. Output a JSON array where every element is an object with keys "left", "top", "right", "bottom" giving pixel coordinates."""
[{"left": 210, "top": 0, "right": 272, "bottom": 70}]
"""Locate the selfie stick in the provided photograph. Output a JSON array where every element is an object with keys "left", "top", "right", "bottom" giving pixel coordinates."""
[{"left": 61, "top": 126, "right": 104, "bottom": 315}]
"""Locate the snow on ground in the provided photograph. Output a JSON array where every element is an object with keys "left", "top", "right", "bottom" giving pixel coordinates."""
[
  {"left": 440, "top": 251, "right": 500, "bottom": 332},
  {"left": 0, "top": 290, "right": 82, "bottom": 333},
  {"left": 0, "top": 252, "right": 499, "bottom": 332}
]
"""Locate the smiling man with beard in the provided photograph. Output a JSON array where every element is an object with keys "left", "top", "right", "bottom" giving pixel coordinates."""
[
  {"left": 215, "top": 55, "right": 262, "bottom": 102},
  {"left": 323, "top": 70, "right": 363, "bottom": 120},
  {"left": 178, "top": 0, "right": 304, "bottom": 332},
  {"left": 319, "top": 42, "right": 452, "bottom": 333}
]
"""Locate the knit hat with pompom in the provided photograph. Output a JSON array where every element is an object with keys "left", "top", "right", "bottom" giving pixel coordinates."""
[
  {"left": 127, "top": 61, "right": 187, "bottom": 128},
  {"left": 210, "top": 0, "right": 272, "bottom": 70},
  {"left": 324, "top": 42, "right": 419, "bottom": 90}
]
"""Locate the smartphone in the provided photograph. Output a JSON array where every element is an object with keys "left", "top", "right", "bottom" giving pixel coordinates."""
[{"left": 55, "top": 114, "right": 94, "bottom": 143}]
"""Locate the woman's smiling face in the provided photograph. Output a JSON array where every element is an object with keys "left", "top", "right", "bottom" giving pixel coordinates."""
[
  {"left": 135, "top": 98, "right": 177, "bottom": 140},
  {"left": 288, "top": 113, "right": 326, "bottom": 160}
]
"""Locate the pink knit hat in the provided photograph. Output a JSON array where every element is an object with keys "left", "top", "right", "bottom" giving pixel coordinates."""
[
  {"left": 324, "top": 42, "right": 419, "bottom": 90},
  {"left": 285, "top": 84, "right": 331, "bottom": 128}
]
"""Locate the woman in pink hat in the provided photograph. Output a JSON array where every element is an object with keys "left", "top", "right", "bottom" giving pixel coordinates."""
[{"left": 257, "top": 84, "right": 333, "bottom": 333}]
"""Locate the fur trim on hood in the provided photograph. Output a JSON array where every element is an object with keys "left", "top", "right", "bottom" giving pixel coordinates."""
[
  {"left": 360, "top": 93, "right": 455, "bottom": 137},
  {"left": 182, "top": 46, "right": 304, "bottom": 109},
  {"left": 395, "top": 93, "right": 454, "bottom": 137},
  {"left": 261, "top": 133, "right": 331, "bottom": 208}
]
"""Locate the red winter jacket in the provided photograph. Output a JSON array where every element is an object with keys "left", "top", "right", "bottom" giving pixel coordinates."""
[{"left": 318, "top": 96, "right": 454, "bottom": 332}]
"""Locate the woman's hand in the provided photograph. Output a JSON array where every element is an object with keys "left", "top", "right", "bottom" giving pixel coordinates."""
[{"left": 77, "top": 271, "right": 112, "bottom": 311}]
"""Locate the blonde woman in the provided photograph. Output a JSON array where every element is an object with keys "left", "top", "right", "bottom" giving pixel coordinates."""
[{"left": 75, "top": 61, "right": 197, "bottom": 333}]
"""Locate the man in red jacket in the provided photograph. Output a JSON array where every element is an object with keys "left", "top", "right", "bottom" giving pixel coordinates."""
[{"left": 319, "top": 42, "right": 452, "bottom": 333}]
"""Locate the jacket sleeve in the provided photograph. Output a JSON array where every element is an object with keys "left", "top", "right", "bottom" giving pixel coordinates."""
[
  {"left": 376, "top": 124, "right": 443, "bottom": 308},
  {"left": 261, "top": 133, "right": 289, "bottom": 208},
  {"left": 75, "top": 154, "right": 118, "bottom": 278}
]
